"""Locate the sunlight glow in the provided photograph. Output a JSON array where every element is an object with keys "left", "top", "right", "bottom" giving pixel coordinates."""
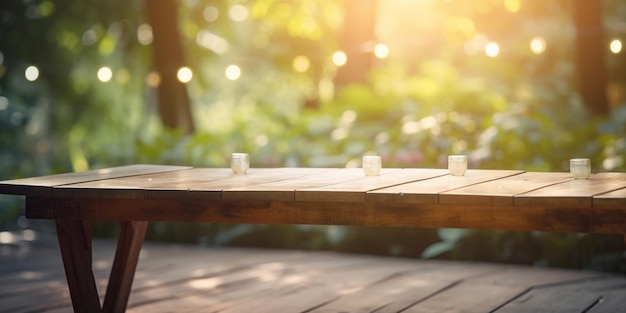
[
  {"left": 225, "top": 64, "right": 241, "bottom": 80},
  {"left": 332, "top": 51, "right": 347, "bottom": 66},
  {"left": 374, "top": 43, "right": 389, "bottom": 59},
  {"left": 485, "top": 42, "right": 500, "bottom": 57},
  {"left": 177, "top": 67, "right": 193, "bottom": 83},
  {"left": 25, "top": 65, "right": 39, "bottom": 81},
  {"left": 292, "top": 55, "right": 310, "bottom": 72},
  {"left": 610, "top": 39, "right": 622, "bottom": 54},
  {"left": 504, "top": 0, "right": 521, "bottom": 13},
  {"left": 137, "top": 24, "right": 153, "bottom": 45},
  {"left": 229, "top": 4, "right": 248, "bottom": 22},
  {"left": 530, "top": 37, "right": 546, "bottom": 54},
  {"left": 97, "top": 66, "right": 113, "bottom": 82}
]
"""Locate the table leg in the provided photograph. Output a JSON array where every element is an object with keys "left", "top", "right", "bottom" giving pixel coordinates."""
[
  {"left": 56, "top": 220, "right": 102, "bottom": 313},
  {"left": 102, "top": 221, "right": 148, "bottom": 313}
]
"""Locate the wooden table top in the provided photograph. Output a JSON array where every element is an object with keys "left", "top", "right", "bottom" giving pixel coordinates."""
[{"left": 1, "top": 164, "right": 625, "bottom": 234}]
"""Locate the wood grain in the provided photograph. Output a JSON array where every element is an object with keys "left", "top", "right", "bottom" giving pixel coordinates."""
[
  {"left": 366, "top": 169, "right": 523, "bottom": 204},
  {"left": 0, "top": 165, "right": 190, "bottom": 197},
  {"left": 515, "top": 172, "right": 626, "bottom": 209}
]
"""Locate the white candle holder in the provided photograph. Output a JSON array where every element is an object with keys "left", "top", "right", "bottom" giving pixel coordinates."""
[
  {"left": 570, "top": 158, "right": 590, "bottom": 179},
  {"left": 362, "top": 155, "right": 382, "bottom": 176},
  {"left": 230, "top": 153, "right": 249, "bottom": 174},
  {"left": 448, "top": 155, "right": 468, "bottom": 176}
]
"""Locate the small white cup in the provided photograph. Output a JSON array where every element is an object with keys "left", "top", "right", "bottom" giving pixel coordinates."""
[
  {"left": 362, "top": 155, "right": 382, "bottom": 176},
  {"left": 230, "top": 153, "right": 249, "bottom": 174},
  {"left": 570, "top": 158, "right": 590, "bottom": 179},
  {"left": 448, "top": 155, "right": 468, "bottom": 176}
]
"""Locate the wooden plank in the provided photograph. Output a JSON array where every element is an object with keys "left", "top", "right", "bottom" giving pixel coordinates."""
[
  {"left": 220, "top": 168, "right": 365, "bottom": 202},
  {"left": 51, "top": 168, "right": 232, "bottom": 199},
  {"left": 515, "top": 172, "right": 626, "bottom": 209},
  {"left": 220, "top": 168, "right": 338, "bottom": 201},
  {"left": 0, "top": 164, "right": 190, "bottom": 197},
  {"left": 296, "top": 168, "right": 448, "bottom": 203},
  {"left": 440, "top": 172, "right": 572, "bottom": 207},
  {"left": 402, "top": 281, "right": 527, "bottom": 313},
  {"left": 593, "top": 187, "right": 626, "bottom": 209},
  {"left": 495, "top": 276, "right": 626, "bottom": 313},
  {"left": 366, "top": 170, "right": 523, "bottom": 204}
]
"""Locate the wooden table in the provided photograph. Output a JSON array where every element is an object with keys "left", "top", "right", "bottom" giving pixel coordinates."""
[{"left": 1, "top": 164, "right": 625, "bottom": 313}]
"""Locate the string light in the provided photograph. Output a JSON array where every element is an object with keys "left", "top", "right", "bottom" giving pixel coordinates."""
[
  {"left": 610, "top": 39, "right": 622, "bottom": 54},
  {"left": 332, "top": 51, "right": 347, "bottom": 66},
  {"left": 97, "top": 66, "right": 113, "bottom": 82},
  {"left": 177, "top": 67, "right": 193, "bottom": 83},
  {"left": 25, "top": 65, "right": 39, "bottom": 81},
  {"left": 484, "top": 42, "right": 500, "bottom": 57},
  {"left": 225, "top": 64, "right": 241, "bottom": 80}
]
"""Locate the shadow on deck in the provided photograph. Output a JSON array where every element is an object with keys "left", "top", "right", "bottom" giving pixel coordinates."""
[{"left": 1, "top": 233, "right": 625, "bottom": 313}]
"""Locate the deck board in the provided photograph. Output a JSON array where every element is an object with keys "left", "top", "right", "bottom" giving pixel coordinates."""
[{"left": 1, "top": 238, "right": 623, "bottom": 313}]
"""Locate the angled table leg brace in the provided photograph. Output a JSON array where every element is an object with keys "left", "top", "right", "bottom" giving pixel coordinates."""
[{"left": 56, "top": 220, "right": 148, "bottom": 313}]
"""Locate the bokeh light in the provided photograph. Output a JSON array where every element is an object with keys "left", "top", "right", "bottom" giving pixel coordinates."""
[
  {"left": 374, "top": 43, "right": 389, "bottom": 59},
  {"left": 610, "top": 39, "right": 622, "bottom": 54},
  {"left": 204, "top": 6, "right": 219, "bottom": 22},
  {"left": 146, "top": 71, "right": 161, "bottom": 88},
  {"left": 177, "top": 67, "right": 193, "bottom": 83},
  {"left": 485, "top": 42, "right": 500, "bottom": 57},
  {"left": 530, "top": 37, "right": 546, "bottom": 54},
  {"left": 225, "top": 64, "right": 241, "bottom": 80},
  {"left": 137, "top": 24, "right": 153, "bottom": 45},
  {"left": 25, "top": 65, "right": 39, "bottom": 81},
  {"left": 332, "top": 51, "right": 347, "bottom": 66},
  {"left": 229, "top": 4, "right": 248, "bottom": 22},
  {"left": 292, "top": 55, "right": 310, "bottom": 73},
  {"left": 97, "top": 66, "right": 113, "bottom": 82}
]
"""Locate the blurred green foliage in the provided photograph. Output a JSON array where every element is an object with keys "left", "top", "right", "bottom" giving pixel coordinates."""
[{"left": 1, "top": 0, "right": 625, "bottom": 273}]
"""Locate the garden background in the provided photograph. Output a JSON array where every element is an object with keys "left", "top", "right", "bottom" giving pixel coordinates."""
[{"left": 1, "top": 0, "right": 625, "bottom": 273}]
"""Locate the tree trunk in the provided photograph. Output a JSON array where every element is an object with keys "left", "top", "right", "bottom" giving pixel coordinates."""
[
  {"left": 146, "top": 0, "right": 195, "bottom": 133},
  {"left": 573, "top": 0, "right": 609, "bottom": 115},
  {"left": 334, "top": 0, "right": 378, "bottom": 87}
]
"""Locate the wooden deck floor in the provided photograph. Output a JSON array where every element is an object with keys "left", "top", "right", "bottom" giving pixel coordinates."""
[{"left": 1, "top": 236, "right": 625, "bottom": 313}]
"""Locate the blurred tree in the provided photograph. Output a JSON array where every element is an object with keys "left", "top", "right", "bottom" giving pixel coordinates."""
[
  {"left": 335, "top": 0, "right": 378, "bottom": 87},
  {"left": 146, "top": 0, "right": 195, "bottom": 134},
  {"left": 573, "top": 0, "right": 609, "bottom": 115}
]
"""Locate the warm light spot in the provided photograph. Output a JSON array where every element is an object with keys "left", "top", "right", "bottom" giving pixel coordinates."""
[
  {"left": 137, "top": 24, "right": 153, "bottom": 45},
  {"left": 332, "top": 51, "right": 347, "bottom": 66},
  {"left": 229, "top": 4, "right": 248, "bottom": 22},
  {"left": 204, "top": 6, "right": 219, "bottom": 22},
  {"left": 177, "top": 67, "right": 193, "bottom": 83},
  {"left": 0, "top": 231, "right": 14, "bottom": 244},
  {"left": 374, "top": 43, "right": 389, "bottom": 59},
  {"left": 189, "top": 277, "right": 221, "bottom": 289},
  {"left": 225, "top": 64, "right": 241, "bottom": 80},
  {"left": 196, "top": 30, "right": 229, "bottom": 54},
  {"left": 610, "top": 39, "right": 622, "bottom": 54},
  {"left": 485, "top": 42, "right": 500, "bottom": 57},
  {"left": 503, "top": 0, "right": 521, "bottom": 13},
  {"left": 292, "top": 55, "right": 310, "bottom": 72},
  {"left": 530, "top": 37, "right": 546, "bottom": 54},
  {"left": 97, "top": 66, "right": 113, "bottom": 82},
  {"left": 25, "top": 65, "right": 39, "bottom": 81},
  {"left": 146, "top": 71, "right": 161, "bottom": 88}
]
